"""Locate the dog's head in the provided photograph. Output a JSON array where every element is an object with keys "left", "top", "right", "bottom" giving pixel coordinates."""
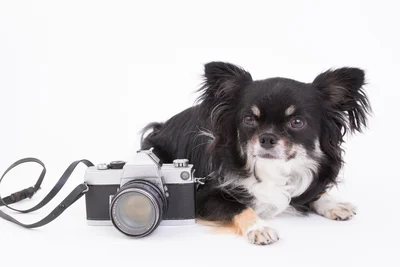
[{"left": 197, "top": 62, "right": 371, "bottom": 172}]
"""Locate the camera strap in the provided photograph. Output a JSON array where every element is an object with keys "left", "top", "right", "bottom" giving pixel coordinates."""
[
  {"left": 195, "top": 171, "right": 218, "bottom": 191},
  {"left": 0, "top": 157, "right": 94, "bottom": 228}
]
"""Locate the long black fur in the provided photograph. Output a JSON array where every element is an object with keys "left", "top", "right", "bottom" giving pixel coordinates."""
[{"left": 140, "top": 62, "right": 371, "bottom": 222}]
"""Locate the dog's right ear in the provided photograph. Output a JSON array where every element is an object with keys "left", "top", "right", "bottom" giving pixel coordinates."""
[
  {"left": 198, "top": 61, "right": 252, "bottom": 104},
  {"left": 196, "top": 62, "right": 252, "bottom": 149}
]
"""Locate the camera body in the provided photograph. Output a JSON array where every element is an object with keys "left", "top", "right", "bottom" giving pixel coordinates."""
[{"left": 84, "top": 148, "right": 197, "bottom": 236}]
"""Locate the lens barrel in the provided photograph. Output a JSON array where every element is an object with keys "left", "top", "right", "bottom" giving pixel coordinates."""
[{"left": 110, "top": 180, "right": 167, "bottom": 237}]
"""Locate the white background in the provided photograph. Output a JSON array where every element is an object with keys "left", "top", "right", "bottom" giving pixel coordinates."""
[{"left": 0, "top": 0, "right": 399, "bottom": 266}]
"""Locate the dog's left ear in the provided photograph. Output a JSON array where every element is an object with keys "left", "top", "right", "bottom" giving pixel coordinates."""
[
  {"left": 198, "top": 61, "right": 252, "bottom": 103},
  {"left": 196, "top": 62, "right": 253, "bottom": 149},
  {"left": 313, "top": 67, "right": 372, "bottom": 134}
]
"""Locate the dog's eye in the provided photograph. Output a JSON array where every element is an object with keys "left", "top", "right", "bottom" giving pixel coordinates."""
[
  {"left": 244, "top": 116, "right": 256, "bottom": 126},
  {"left": 290, "top": 117, "right": 305, "bottom": 129}
]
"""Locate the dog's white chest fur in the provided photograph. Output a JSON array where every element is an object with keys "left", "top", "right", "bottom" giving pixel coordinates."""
[{"left": 240, "top": 152, "right": 320, "bottom": 219}]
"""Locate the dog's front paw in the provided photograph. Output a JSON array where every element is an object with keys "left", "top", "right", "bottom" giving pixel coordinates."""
[
  {"left": 311, "top": 195, "right": 357, "bottom": 221},
  {"left": 245, "top": 221, "right": 279, "bottom": 245},
  {"left": 325, "top": 202, "right": 357, "bottom": 221}
]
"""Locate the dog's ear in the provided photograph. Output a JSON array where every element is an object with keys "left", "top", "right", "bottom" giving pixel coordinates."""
[
  {"left": 197, "top": 61, "right": 252, "bottom": 116},
  {"left": 198, "top": 61, "right": 252, "bottom": 102},
  {"left": 313, "top": 67, "right": 372, "bottom": 136},
  {"left": 196, "top": 62, "right": 252, "bottom": 149}
]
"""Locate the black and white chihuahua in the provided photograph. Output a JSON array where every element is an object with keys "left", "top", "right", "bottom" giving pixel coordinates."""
[{"left": 141, "top": 62, "right": 371, "bottom": 245}]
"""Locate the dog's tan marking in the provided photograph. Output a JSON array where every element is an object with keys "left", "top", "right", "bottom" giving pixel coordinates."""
[
  {"left": 285, "top": 105, "right": 296, "bottom": 116},
  {"left": 251, "top": 105, "right": 261, "bottom": 117},
  {"left": 233, "top": 208, "right": 280, "bottom": 245},
  {"left": 195, "top": 209, "right": 258, "bottom": 235},
  {"left": 197, "top": 209, "right": 279, "bottom": 245},
  {"left": 232, "top": 208, "right": 259, "bottom": 235}
]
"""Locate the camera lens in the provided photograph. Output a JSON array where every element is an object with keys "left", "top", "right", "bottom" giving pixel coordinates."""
[{"left": 110, "top": 180, "right": 167, "bottom": 237}]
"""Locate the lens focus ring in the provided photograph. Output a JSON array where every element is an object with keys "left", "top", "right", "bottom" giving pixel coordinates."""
[{"left": 110, "top": 180, "right": 167, "bottom": 237}]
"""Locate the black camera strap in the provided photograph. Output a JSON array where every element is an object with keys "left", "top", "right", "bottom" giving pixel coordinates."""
[
  {"left": 195, "top": 171, "right": 218, "bottom": 191},
  {"left": 0, "top": 157, "right": 94, "bottom": 228}
]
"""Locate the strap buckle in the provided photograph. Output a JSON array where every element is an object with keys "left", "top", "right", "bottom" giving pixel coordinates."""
[
  {"left": 194, "top": 177, "right": 206, "bottom": 185},
  {"left": 82, "top": 183, "right": 89, "bottom": 193}
]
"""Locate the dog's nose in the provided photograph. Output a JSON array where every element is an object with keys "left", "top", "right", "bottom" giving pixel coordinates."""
[{"left": 259, "top": 133, "right": 278, "bottom": 149}]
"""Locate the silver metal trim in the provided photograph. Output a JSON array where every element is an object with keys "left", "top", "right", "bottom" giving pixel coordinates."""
[
  {"left": 194, "top": 177, "right": 206, "bottom": 185},
  {"left": 173, "top": 159, "right": 189, "bottom": 168},
  {"left": 158, "top": 164, "right": 195, "bottom": 184},
  {"left": 137, "top": 148, "right": 162, "bottom": 167},
  {"left": 82, "top": 183, "right": 89, "bottom": 193},
  {"left": 97, "top": 163, "right": 109, "bottom": 170},
  {"left": 87, "top": 219, "right": 196, "bottom": 227},
  {"left": 87, "top": 220, "right": 112, "bottom": 226},
  {"left": 84, "top": 166, "right": 123, "bottom": 185},
  {"left": 159, "top": 219, "right": 196, "bottom": 226}
]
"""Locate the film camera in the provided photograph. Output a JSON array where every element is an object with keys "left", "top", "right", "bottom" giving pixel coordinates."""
[{"left": 84, "top": 148, "right": 197, "bottom": 237}]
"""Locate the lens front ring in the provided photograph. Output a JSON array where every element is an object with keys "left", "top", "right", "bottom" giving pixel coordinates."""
[{"left": 110, "top": 180, "right": 166, "bottom": 237}]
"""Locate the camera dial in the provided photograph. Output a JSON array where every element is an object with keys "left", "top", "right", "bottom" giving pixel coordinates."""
[
  {"left": 109, "top": 161, "right": 126, "bottom": 169},
  {"left": 96, "top": 161, "right": 126, "bottom": 170},
  {"left": 97, "top": 163, "right": 109, "bottom": 170},
  {"left": 173, "top": 159, "right": 189, "bottom": 168}
]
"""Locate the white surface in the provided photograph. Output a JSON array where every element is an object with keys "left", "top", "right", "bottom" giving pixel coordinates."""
[{"left": 0, "top": 0, "right": 399, "bottom": 266}]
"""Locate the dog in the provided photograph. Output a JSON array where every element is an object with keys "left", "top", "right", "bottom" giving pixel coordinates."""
[{"left": 140, "top": 61, "right": 371, "bottom": 245}]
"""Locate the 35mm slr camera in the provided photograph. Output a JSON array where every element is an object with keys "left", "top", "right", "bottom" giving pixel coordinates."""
[{"left": 84, "top": 148, "right": 197, "bottom": 237}]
